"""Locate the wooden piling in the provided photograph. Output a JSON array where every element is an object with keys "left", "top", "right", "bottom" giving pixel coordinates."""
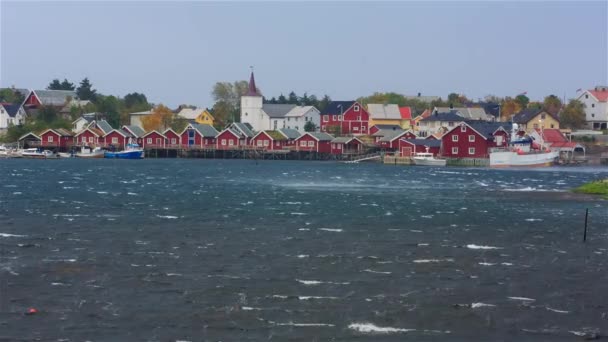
[{"left": 583, "top": 208, "right": 588, "bottom": 242}]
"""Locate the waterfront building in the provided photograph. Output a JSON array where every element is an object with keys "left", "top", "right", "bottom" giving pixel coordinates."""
[
  {"left": 576, "top": 86, "right": 608, "bottom": 130},
  {"left": 440, "top": 122, "right": 511, "bottom": 159},
  {"left": 179, "top": 123, "right": 218, "bottom": 148},
  {"left": 295, "top": 132, "right": 334, "bottom": 153},
  {"left": 512, "top": 109, "right": 560, "bottom": 132},
  {"left": 319, "top": 101, "right": 370, "bottom": 135}
]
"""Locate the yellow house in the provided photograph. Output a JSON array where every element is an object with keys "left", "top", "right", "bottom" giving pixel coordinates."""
[
  {"left": 367, "top": 104, "right": 412, "bottom": 130},
  {"left": 512, "top": 109, "right": 560, "bottom": 132},
  {"left": 177, "top": 108, "right": 215, "bottom": 126}
]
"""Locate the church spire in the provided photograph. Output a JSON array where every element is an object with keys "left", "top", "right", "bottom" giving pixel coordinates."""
[{"left": 246, "top": 67, "right": 261, "bottom": 96}]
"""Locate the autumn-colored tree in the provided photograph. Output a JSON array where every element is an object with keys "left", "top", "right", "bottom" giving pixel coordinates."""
[
  {"left": 559, "top": 99, "right": 586, "bottom": 129},
  {"left": 141, "top": 104, "right": 174, "bottom": 132},
  {"left": 543, "top": 95, "right": 563, "bottom": 116},
  {"left": 500, "top": 97, "right": 521, "bottom": 122}
]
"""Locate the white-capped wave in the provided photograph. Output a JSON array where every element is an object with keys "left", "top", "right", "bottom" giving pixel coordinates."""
[
  {"left": 156, "top": 215, "right": 178, "bottom": 219},
  {"left": 296, "top": 279, "right": 350, "bottom": 285},
  {"left": 508, "top": 296, "right": 535, "bottom": 301},
  {"left": 0, "top": 233, "right": 26, "bottom": 238},
  {"left": 467, "top": 244, "right": 502, "bottom": 250},
  {"left": 363, "top": 269, "right": 391, "bottom": 275},
  {"left": 319, "top": 228, "right": 343, "bottom": 232},
  {"left": 546, "top": 307, "right": 569, "bottom": 314},
  {"left": 413, "top": 259, "right": 454, "bottom": 263},
  {"left": 471, "top": 302, "right": 496, "bottom": 308},
  {"left": 348, "top": 323, "right": 415, "bottom": 334}
]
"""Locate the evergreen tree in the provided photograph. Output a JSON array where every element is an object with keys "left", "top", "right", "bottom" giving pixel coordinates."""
[
  {"left": 76, "top": 78, "right": 97, "bottom": 101},
  {"left": 277, "top": 94, "right": 287, "bottom": 104},
  {"left": 288, "top": 91, "right": 298, "bottom": 104}
]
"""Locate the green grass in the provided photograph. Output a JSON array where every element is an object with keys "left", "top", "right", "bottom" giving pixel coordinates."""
[{"left": 573, "top": 179, "right": 608, "bottom": 198}]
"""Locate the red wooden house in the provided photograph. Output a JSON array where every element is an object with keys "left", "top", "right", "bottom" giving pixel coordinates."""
[
  {"left": 122, "top": 125, "right": 146, "bottom": 145},
  {"left": 251, "top": 130, "right": 288, "bottom": 151},
  {"left": 377, "top": 130, "right": 418, "bottom": 150},
  {"left": 330, "top": 136, "right": 364, "bottom": 155},
  {"left": 320, "top": 101, "right": 370, "bottom": 135},
  {"left": 39, "top": 128, "right": 74, "bottom": 149},
  {"left": 295, "top": 132, "right": 334, "bottom": 153},
  {"left": 180, "top": 123, "right": 219, "bottom": 149},
  {"left": 277, "top": 128, "right": 301, "bottom": 148},
  {"left": 215, "top": 128, "right": 242, "bottom": 150},
  {"left": 74, "top": 127, "right": 104, "bottom": 146},
  {"left": 103, "top": 129, "right": 131, "bottom": 148},
  {"left": 163, "top": 129, "right": 181, "bottom": 147},
  {"left": 441, "top": 122, "right": 511, "bottom": 159},
  {"left": 397, "top": 138, "right": 441, "bottom": 157},
  {"left": 142, "top": 130, "right": 166, "bottom": 148}
]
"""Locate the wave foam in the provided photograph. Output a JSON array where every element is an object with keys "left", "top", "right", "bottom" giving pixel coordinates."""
[
  {"left": 467, "top": 244, "right": 502, "bottom": 250},
  {"left": 348, "top": 323, "right": 415, "bottom": 334}
]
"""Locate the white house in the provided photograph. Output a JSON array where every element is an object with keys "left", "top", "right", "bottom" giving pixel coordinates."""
[
  {"left": 284, "top": 106, "right": 320, "bottom": 133},
  {"left": 129, "top": 110, "right": 153, "bottom": 128},
  {"left": 240, "top": 71, "right": 319, "bottom": 132},
  {"left": 576, "top": 86, "right": 608, "bottom": 130},
  {"left": 0, "top": 103, "right": 26, "bottom": 131}
]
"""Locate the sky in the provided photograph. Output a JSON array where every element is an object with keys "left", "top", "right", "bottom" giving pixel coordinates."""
[{"left": 1, "top": 1, "right": 607, "bottom": 107}]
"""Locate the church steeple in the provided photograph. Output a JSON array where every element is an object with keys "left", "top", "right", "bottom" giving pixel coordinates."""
[{"left": 246, "top": 69, "right": 261, "bottom": 96}]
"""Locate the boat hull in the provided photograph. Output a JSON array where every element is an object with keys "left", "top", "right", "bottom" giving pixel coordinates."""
[
  {"left": 76, "top": 151, "right": 105, "bottom": 158},
  {"left": 104, "top": 150, "right": 144, "bottom": 159},
  {"left": 489, "top": 151, "right": 558, "bottom": 168},
  {"left": 412, "top": 157, "right": 447, "bottom": 166}
]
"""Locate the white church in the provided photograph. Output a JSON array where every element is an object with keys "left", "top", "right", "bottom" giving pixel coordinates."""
[{"left": 240, "top": 72, "right": 320, "bottom": 133}]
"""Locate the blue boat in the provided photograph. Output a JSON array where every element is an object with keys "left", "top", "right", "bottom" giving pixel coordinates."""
[{"left": 104, "top": 143, "right": 145, "bottom": 159}]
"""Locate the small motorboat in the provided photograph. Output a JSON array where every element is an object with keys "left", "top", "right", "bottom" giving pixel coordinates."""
[
  {"left": 21, "top": 148, "right": 59, "bottom": 159},
  {"left": 412, "top": 152, "right": 447, "bottom": 166},
  {"left": 58, "top": 152, "right": 74, "bottom": 158},
  {"left": 104, "top": 143, "right": 144, "bottom": 159},
  {"left": 76, "top": 146, "right": 105, "bottom": 159}
]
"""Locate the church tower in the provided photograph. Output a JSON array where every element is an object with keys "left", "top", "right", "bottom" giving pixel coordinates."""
[{"left": 240, "top": 71, "right": 264, "bottom": 131}]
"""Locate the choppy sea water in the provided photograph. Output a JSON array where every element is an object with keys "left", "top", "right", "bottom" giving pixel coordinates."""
[{"left": 0, "top": 159, "right": 607, "bottom": 341}]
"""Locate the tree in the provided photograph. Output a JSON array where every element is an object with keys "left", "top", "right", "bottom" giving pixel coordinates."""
[
  {"left": 38, "top": 105, "right": 59, "bottom": 123},
  {"left": 317, "top": 95, "right": 332, "bottom": 113},
  {"left": 277, "top": 94, "right": 287, "bottom": 104},
  {"left": 560, "top": 99, "right": 586, "bottom": 129},
  {"left": 170, "top": 117, "right": 189, "bottom": 133},
  {"left": 288, "top": 91, "right": 298, "bottom": 104},
  {"left": 47, "top": 78, "right": 75, "bottom": 90},
  {"left": 515, "top": 94, "right": 530, "bottom": 109},
  {"left": 124, "top": 92, "right": 149, "bottom": 108},
  {"left": 97, "top": 95, "right": 121, "bottom": 127},
  {"left": 500, "top": 97, "right": 521, "bottom": 122},
  {"left": 140, "top": 104, "right": 174, "bottom": 132},
  {"left": 304, "top": 121, "right": 317, "bottom": 132},
  {"left": 76, "top": 78, "right": 97, "bottom": 101},
  {"left": 543, "top": 95, "right": 563, "bottom": 116},
  {"left": 0, "top": 88, "right": 20, "bottom": 103},
  {"left": 211, "top": 80, "right": 249, "bottom": 125}
]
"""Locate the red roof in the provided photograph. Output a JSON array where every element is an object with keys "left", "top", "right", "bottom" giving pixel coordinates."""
[
  {"left": 589, "top": 90, "right": 608, "bottom": 102},
  {"left": 535, "top": 128, "right": 566, "bottom": 143},
  {"left": 399, "top": 106, "right": 412, "bottom": 120}
]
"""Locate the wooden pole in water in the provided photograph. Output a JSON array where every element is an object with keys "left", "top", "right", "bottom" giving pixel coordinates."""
[{"left": 583, "top": 208, "right": 589, "bottom": 242}]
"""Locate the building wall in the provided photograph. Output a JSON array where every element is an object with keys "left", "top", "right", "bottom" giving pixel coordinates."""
[
  {"left": 252, "top": 133, "right": 284, "bottom": 150},
  {"left": 441, "top": 125, "right": 491, "bottom": 158},
  {"left": 75, "top": 130, "right": 100, "bottom": 146},
  {"left": 40, "top": 131, "right": 60, "bottom": 147},
  {"left": 418, "top": 120, "right": 463, "bottom": 137},
  {"left": 520, "top": 112, "right": 560, "bottom": 132},
  {"left": 180, "top": 129, "right": 203, "bottom": 148},
  {"left": 295, "top": 134, "right": 331, "bottom": 153},
  {"left": 143, "top": 132, "right": 166, "bottom": 147},
  {"left": 577, "top": 91, "right": 608, "bottom": 130},
  {"left": 104, "top": 132, "right": 127, "bottom": 147},
  {"left": 216, "top": 131, "right": 240, "bottom": 150},
  {"left": 320, "top": 103, "right": 369, "bottom": 135},
  {"left": 240, "top": 95, "right": 265, "bottom": 131},
  {"left": 368, "top": 118, "right": 402, "bottom": 130},
  {"left": 195, "top": 111, "right": 215, "bottom": 126},
  {"left": 164, "top": 131, "right": 180, "bottom": 146},
  {"left": 130, "top": 114, "right": 147, "bottom": 128}
]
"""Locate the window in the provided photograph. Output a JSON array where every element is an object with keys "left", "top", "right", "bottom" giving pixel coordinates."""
[
  {"left": 332, "top": 115, "right": 337, "bottom": 121},
  {"left": 300, "top": 141, "right": 307, "bottom": 147},
  {"left": 585, "top": 94, "right": 589, "bottom": 99},
  {"left": 257, "top": 140, "right": 263, "bottom": 146},
  {"left": 89, "top": 137, "right": 94, "bottom": 143},
  {"left": 354, "top": 105, "right": 360, "bottom": 112},
  {"left": 338, "top": 115, "right": 343, "bottom": 121},
  {"left": 146, "top": 138, "right": 152, "bottom": 144},
  {"left": 452, "top": 135, "right": 458, "bottom": 142},
  {"left": 337, "top": 144, "right": 342, "bottom": 149},
  {"left": 288, "top": 117, "right": 291, "bottom": 122},
  {"left": 273, "top": 120, "right": 278, "bottom": 129},
  {"left": 460, "top": 125, "right": 466, "bottom": 132},
  {"left": 592, "top": 104, "right": 595, "bottom": 108},
  {"left": 357, "top": 116, "right": 361, "bottom": 121},
  {"left": 550, "top": 124, "right": 554, "bottom": 128},
  {"left": 533, "top": 123, "right": 538, "bottom": 129},
  {"left": 277, "top": 141, "right": 281, "bottom": 146},
  {"left": 229, "top": 140, "right": 234, "bottom": 146},
  {"left": 448, "top": 121, "right": 454, "bottom": 127},
  {"left": 468, "top": 135, "right": 475, "bottom": 142},
  {"left": 112, "top": 137, "right": 118, "bottom": 144},
  {"left": 323, "top": 115, "right": 329, "bottom": 122},
  {"left": 295, "top": 126, "right": 299, "bottom": 131},
  {"left": 81, "top": 136, "right": 86, "bottom": 143},
  {"left": 452, "top": 147, "right": 458, "bottom": 154},
  {"left": 171, "top": 138, "right": 176, "bottom": 144},
  {"left": 468, "top": 147, "right": 475, "bottom": 155},
  {"left": 541, "top": 113, "right": 546, "bottom": 119},
  {"left": 221, "top": 139, "right": 226, "bottom": 145},
  {"left": 353, "top": 127, "right": 359, "bottom": 131},
  {"left": 48, "top": 135, "right": 54, "bottom": 142},
  {"left": 591, "top": 114, "right": 595, "bottom": 117},
  {"left": 362, "top": 126, "right": 366, "bottom": 131},
  {"left": 308, "top": 141, "right": 314, "bottom": 147},
  {"left": 263, "top": 140, "right": 269, "bottom": 147}
]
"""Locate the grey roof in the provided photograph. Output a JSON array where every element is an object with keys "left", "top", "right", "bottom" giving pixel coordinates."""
[
  {"left": 123, "top": 125, "right": 146, "bottom": 137},
  {"left": 230, "top": 122, "right": 254, "bottom": 137},
  {"left": 191, "top": 123, "right": 219, "bottom": 137},
  {"left": 378, "top": 130, "right": 410, "bottom": 142},
  {"left": 2, "top": 103, "right": 23, "bottom": 117},
  {"left": 512, "top": 109, "right": 558, "bottom": 124},
  {"left": 434, "top": 107, "right": 489, "bottom": 121},
  {"left": 262, "top": 104, "right": 297, "bottom": 118},
  {"left": 331, "top": 136, "right": 360, "bottom": 144},
  {"left": 367, "top": 104, "right": 401, "bottom": 119},
  {"left": 400, "top": 138, "right": 441, "bottom": 148},
  {"left": 372, "top": 128, "right": 404, "bottom": 137},
  {"left": 33, "top": 90, "right": 77, "bottom": 106},
  {"left": 278, "top": 128, "right": 301, "bottom": 139},
  {"left": 422, "top": 111, "right": 465, "bottom": 122},
  {"left": 96, "top": 120, "right": 113, "bottom": 134},
  {"left": 466, "top": 122, "right": 512, "bottom": 139},
  {"left": 306, "top": 132, "right": 334, "bottom": 141}
]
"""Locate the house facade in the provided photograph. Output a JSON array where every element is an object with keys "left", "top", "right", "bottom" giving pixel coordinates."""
[
  {"left": 576, "top": 86, "right": 608, "bottom": 130},
  {"left": 367, "top": 104, "right": 403, "bottom": 129},
  {"left": 441, "top": 122, "right": 511, "bottom": 159},
  {"left": 512, "top": 109, "right": 560, "bottom": 132},
  {"left": 74, "top": 127, "right": 103, "bottom": 146},
  {"left": 0, "top": 103, "right": 26, "bottom": 130},
  {"left": 418, "top": 111, "right": 466, "bottom": 137},
  {"left": 320, "top": 101, "right": 369, "bottom": 135},
  {"left": 142, "top": 131, "right": 166, "bottom": 148},
  {"left": 284, "top": 106, "right": 320, "bottom": 133},
  {"left": 163, "top": 129, "right": 181, "bottom": 147},
  {"left": 330, "top": 137, "right": 363, "bottom": 155},
  {"left": 397, "top": 138, "right": 441, "bottom": 157},
  {"left": 39, "top": 128, "right": 74, "bottom": 149},
  {"left": 295, "top": 132, "right": 334, "bottom": 153},
  {"left": 180, "top": 123, "right": 218, "bottom": 148},
  {"left": 377, "top": 130, "right": 418, "bottom": 150},
  {"left": 104, "top": 129, "right": 130, "bottom": 148},
  {"left": 177, "top": 108, "right": 215, "bottom": 126},
  {"left": 215, "top": 129, "right": 242, "bottom": 150},
  {"left": 251, "top": 131, "right": 288, "bottom": 150}
]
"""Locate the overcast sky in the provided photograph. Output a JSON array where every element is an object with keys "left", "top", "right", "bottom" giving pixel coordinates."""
[{"left": 1, "top": 1, "right": 607, "bottom": 107}]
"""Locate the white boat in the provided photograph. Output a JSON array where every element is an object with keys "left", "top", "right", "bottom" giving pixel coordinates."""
[
  {"left": 58, "top": 152, "right": 73, "bottom": 158},
  {"left": 76, "top": 146, "right": 104, "bottom": 159},
  {"left": 0, "top": 145, "right": 10, "bottom": 158},
  {"left": 489, "top": 123, "right": 559, "bottom": 168},
  {"left": 21, "top": 148, "right": 59, "bottom": 159},
  {"left": 412, "top": 152, "right": 447, "bottom": 166}
]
